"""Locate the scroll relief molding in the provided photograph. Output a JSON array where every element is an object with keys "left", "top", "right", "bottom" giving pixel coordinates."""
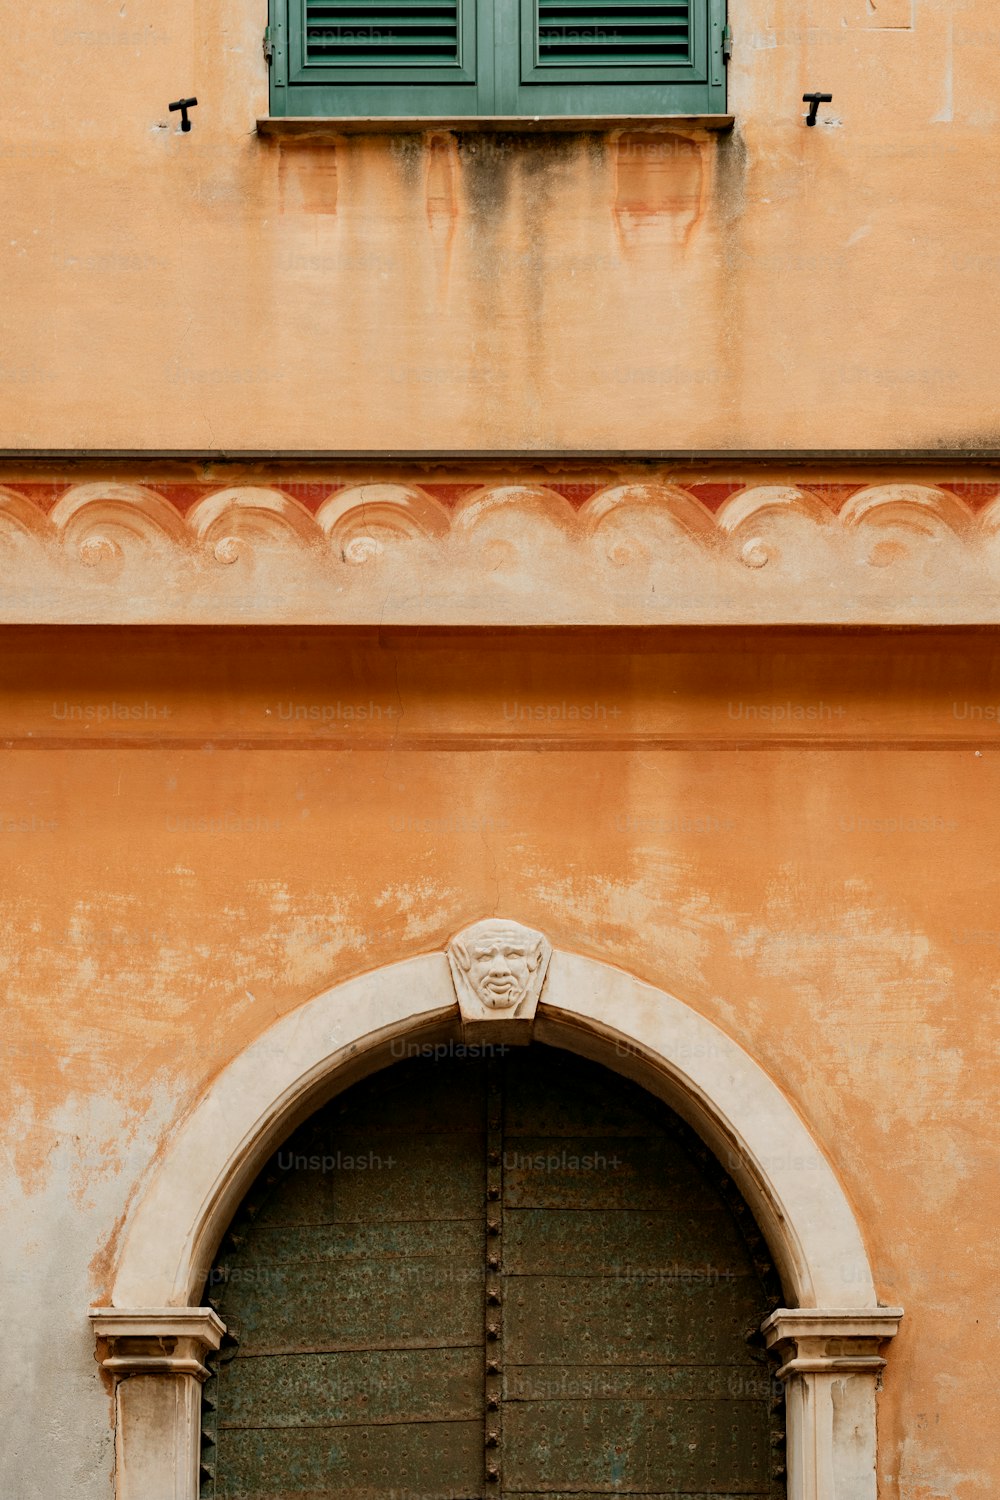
[{"left": 5, "top": 478, "right": 1000, "bottom": 621}]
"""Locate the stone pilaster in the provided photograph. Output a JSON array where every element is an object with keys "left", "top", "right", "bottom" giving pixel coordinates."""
[
  {"left": 90, "top": 1308, "right": 225, "bottom": 1500},
  {"left": 762, "top": 1309, "right": 903, "bottom": 1500}
]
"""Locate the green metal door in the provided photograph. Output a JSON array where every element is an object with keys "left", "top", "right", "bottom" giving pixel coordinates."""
[{"left": 201, "top": 1048, "right": 785, "bottom": 1499}]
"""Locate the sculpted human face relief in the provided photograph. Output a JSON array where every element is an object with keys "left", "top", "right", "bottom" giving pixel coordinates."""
[
  {"left": 448, "top": 919, "right": 551, "bottom": 1020},
  {"left": 468, "top": 933, "right": 537, "bottom": 1009}
]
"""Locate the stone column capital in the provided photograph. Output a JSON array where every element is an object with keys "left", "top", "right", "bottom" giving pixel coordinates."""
[
  {"left": 761, "top": 1306, "right": 903, "bottom": 1379},
  {"left": 89, "top": 1307, "right": 225, "bottom": 1383}
]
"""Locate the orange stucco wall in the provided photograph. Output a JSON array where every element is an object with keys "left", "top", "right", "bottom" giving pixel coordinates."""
[
  {"left": 2, "top": 625, "right": 998, "bottom": 1497},
  {"left": 3, "top": 0, "right": 999, "bottom": 449},
  {"left": 4, "top": 0, "right": 1000, "bottom": 1492}
]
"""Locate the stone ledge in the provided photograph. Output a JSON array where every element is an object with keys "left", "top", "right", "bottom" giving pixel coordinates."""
[{"left": 257, "top": 114, "right": 735, "bottom": 136}]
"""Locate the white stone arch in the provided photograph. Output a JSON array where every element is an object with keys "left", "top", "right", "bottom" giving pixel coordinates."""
[{"left": 91, "top": 936, "right": 902, "bottom": 1500}]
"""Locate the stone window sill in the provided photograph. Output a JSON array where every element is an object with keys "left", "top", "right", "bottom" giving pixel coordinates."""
[{"left": 256, "top": 114, "right": 734, "bottom": 136}]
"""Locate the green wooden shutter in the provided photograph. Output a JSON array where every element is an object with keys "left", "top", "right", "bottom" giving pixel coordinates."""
[
  {"left": 269, "top": 0, "right": 726, "bottom": 115},
  {"left": 503, "top": 0, "right": 726, "bottom": 112},
  {"left": 272, "top": 0, "right": 489, "bottom": 114}
]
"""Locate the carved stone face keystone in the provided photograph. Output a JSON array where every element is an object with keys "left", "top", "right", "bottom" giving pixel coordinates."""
[{"left": 447, "top": 919, "right": 551, "bottom": 1021}]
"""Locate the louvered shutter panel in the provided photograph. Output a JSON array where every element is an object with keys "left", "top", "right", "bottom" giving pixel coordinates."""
[
  {"left": 304, "top": 0, "right": 462, "bottom": 67},
  {"left": 536, "top": 0, "right": 693, "bottom": 66},
  {"left": 274, "top": 0, "right": 483, "bottom": 115},
  {"left": 268, "top": 0, "right": 726, "bottom": 115},
  {"left": 510, "top": 0, "right": 726, "bottom": 111}
]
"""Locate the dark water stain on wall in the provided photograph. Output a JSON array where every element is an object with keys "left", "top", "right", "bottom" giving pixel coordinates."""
[{"left": 709, "top": 126, "right": 751, "bottom": 440}]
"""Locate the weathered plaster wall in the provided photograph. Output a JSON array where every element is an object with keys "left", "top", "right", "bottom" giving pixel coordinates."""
[
  {"left": 2, "top": 626, "right": 998, "bottom": 1498},
  {"left": 3, "top": 0, "right": 998, "bottom": 449}
]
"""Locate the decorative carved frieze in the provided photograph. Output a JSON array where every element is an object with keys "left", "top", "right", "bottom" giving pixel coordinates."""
[{"left": 4, "top": 476, "right": 1000, "bottom": 621}]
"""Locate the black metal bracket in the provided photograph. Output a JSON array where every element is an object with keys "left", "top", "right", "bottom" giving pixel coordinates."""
[
  {"left": 168, "top": 97, "right": 198, "bottom": 132},
  {"left": 802, "top": 92, "right": 833, "bottom": 127}
]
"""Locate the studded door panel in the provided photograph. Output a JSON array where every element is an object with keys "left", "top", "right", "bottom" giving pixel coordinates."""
[{"left": 201, "top": 1048, "right": 784, "bottom": 1499}]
